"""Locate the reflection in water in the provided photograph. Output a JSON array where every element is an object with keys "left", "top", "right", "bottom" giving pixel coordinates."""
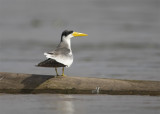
[
  {"left": 0, "top": 94, "right": 160, "bottom": 114},
  {"left": 58, "top": 95, "right": 74, "bottom": 114}
]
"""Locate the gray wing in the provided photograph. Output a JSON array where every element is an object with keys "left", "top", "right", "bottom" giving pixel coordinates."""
[{"left": 48, "top": 47, "right": 70, "bottom": 56}]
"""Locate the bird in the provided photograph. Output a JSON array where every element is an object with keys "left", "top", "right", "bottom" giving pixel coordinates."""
[{"left": 37, "top": 30, "right": 88, "bottom": 76}]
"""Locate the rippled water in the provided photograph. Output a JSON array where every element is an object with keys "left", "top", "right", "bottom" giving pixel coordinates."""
[{"left": 0, "top": 0, "right": 160, "bottom": 114}]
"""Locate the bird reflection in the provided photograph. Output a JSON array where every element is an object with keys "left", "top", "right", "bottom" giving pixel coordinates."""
[{"left": 57, "top": 95, "right": 74, "bottom": 114}]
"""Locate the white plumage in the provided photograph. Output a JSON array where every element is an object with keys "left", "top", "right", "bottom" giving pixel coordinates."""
[
  {"left": 44, "top": 52, "right": 73, "bottom": 67},
  {"left": 37, "top": 30, "right": 87, "bottom": 76}
]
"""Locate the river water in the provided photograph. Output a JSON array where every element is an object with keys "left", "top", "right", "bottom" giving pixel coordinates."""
[
  {"left": 0, "top": 94, "right": 160, "bottom": 114},
  {"left": 0, "top": 0, "right": 160, "bottom": 114}
]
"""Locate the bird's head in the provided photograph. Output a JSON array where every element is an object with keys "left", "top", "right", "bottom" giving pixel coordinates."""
[{"left": 61, "top": 30, "right": 88, "bottom": 41}]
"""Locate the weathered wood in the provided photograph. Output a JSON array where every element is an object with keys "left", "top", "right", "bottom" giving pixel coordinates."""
[{"left": 0, "top": 72, "right": 160, "bottom": 95}]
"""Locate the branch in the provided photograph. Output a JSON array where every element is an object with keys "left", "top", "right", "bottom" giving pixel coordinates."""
[{"left": 0, "top": 72, "right": 160, "bottom": 95}]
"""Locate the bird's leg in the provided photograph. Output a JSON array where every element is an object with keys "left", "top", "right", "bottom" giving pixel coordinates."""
[
  {"left": 62, "top": 67, "right": 65, "bottom": 76},
  {"left": 55, "top": 67, "right": 59, "bottom": 76}
]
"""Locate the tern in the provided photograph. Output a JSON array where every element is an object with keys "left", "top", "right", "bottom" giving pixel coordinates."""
[{"left": 37, "top": 30, "right": 88, "bottom": 76}]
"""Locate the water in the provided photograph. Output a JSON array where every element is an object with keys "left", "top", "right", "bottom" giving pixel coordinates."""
[
  {"left": 0, "top": 94, "right": 160, "bottom": 114},
  {"left": 0, "top": 0, "right": 160, "bottom": 114},
  {"left": 1, "top": 0, "right": 160, "bottom": 80}
]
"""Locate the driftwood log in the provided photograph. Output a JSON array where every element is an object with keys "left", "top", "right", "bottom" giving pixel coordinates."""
[{"left": 0, "top": 72, "right": 160, "bottom": 95}]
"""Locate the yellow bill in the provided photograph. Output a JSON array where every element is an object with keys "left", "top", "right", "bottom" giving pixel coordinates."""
[{"left": 72, "top": 32, "right": 88, "bottom": 37}]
